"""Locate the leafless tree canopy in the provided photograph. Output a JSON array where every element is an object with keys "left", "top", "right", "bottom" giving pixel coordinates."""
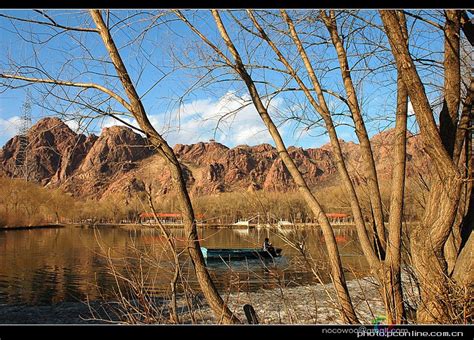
[{"left": 0, "top": 9, "right": 472, "bottom": 324}]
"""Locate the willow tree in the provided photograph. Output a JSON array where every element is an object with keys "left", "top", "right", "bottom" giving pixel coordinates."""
[{"left": 0, "top": 9, "right": 239, "bottom": 324}]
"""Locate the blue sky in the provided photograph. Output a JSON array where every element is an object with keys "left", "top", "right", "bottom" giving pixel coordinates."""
[{"left": 0, "top": 10, "right": 446, "bottom": 149}]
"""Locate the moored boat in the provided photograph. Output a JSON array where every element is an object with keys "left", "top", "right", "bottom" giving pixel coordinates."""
[{"left": 201, "top": 247, "right": 282, "bottom": 261}]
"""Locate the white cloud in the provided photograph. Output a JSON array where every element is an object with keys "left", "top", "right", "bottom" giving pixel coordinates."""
[
  {"left": 64, "top": 119, "right": 80, "bottom": 133},
  {"left": 61, "top": 92, "right": 294, "bottom": 147},
  {"left": 172, "top": 98, "right": 214, "bottom": 120},
  {"left": 233, "top": 125, "right": 269, "bottom": 145},
  {"left": 101, "top": 116, "right": 136, "bottom": 129},
  {"left": 0, "top": 115, "right": 22, "bottom": 145},
  {"left": 148, "top": 91, "right": 284, "bottom": 147}
]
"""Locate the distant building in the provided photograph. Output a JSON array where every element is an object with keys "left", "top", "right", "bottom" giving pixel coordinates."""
[
  {"left": 139, "top": 212, "right": 205, "bottom": 224},
  {"left": 326, "top": 213, "right": 353, "bottom": 224}
]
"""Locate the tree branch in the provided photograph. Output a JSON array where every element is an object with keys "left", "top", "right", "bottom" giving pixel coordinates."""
[
  {"left": 0, "top": 12, "right": 99, "bottom": 33},
  {"left": 0, "top": 73, "right": 131, "bottom": 111}
]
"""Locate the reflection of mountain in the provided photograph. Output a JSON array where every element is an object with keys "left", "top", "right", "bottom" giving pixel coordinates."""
[{"left": 0, "top": 117, "right": 430, "bottom": 199}]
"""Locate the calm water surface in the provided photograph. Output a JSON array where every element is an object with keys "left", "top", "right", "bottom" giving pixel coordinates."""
[{"left": 0, "top": 226, "right": 367, "bottom": 306}]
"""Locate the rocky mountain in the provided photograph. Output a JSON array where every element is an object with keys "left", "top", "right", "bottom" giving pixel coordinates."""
[
  {"left": 0, "top": 117, "right": 430, "bottom": 200},
  {"left": 0, "top": 117, "right": 95, "bottom": 184}
]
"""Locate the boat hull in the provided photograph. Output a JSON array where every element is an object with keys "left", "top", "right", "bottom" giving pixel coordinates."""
[{"left": 201, "top": 247, "right": 282, "bottom": 261}]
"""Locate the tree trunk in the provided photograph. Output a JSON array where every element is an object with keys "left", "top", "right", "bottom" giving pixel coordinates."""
[
  {"left": 321, "top": 11, "right": 387, "bottom": 255},
  {"left": 210, "top": 9, "right": 359, "bottom": 323},
  {"left": 452, "top": 230, "right": 473, "bottom": 288},
  {"left": 439, "top": 10, "right": 461, "bottom": 157},
  {"left": 411, "top": 178, "right": 463, "bottom": 323},
  {"left": 276, "top": 10, "right": 381, "bottom": 271},
  {"left": 90, "top": 10, "right": 240, "bottom": 324},
  {"left": 256, "top": 9, "right": 410, "bottom": 322},
  {"left": 383, "top": 70, "right": 409, "bottom": 324},
  {"left": 381, "top": 10, "right": 465, "bottom": 323}
]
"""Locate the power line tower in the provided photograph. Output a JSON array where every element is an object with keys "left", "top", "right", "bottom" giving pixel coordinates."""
[{"left": 14, "top": 90, "right": 33, "bottom": 181}]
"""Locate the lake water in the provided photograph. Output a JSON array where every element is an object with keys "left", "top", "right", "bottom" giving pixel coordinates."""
[{"left": 0, "top": 225, "right": 367, "bottom": 306}]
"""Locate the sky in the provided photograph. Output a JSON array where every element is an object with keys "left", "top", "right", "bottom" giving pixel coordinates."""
[{"left": 0, "top": 10, "right": 445, "bottom": 149}]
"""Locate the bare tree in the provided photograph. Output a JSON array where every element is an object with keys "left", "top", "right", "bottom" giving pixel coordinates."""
[
  {"left": 174, "top": 8, "right": 365, "bottom": 323},
  {"left": 1, "top": 9, "right": 472, "bottom": 325},
  {"left": 380, "top": 9, "right": 473, "bottom": 323},
  {"left": 174, "top": 9, "right": 473, "bottom": 324},
  {"left": 0, "top": 9, "right": 239, "bottom": 324}
]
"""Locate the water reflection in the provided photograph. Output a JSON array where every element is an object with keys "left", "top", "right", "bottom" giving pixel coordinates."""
[{"left": 0, "top": 226, "right": 367, "bottom": 306}]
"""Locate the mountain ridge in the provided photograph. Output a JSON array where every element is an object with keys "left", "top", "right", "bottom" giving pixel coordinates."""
[{"left": 0, "top": 117, "right": 430, "bottom": 200}]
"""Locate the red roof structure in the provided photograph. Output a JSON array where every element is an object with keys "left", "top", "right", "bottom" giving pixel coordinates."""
[
  {"left": 139, "top": 212, "right": 205, "bottom": 219},
  {"left": 326, "top": 213, "right": 351, "bottom": 219}
]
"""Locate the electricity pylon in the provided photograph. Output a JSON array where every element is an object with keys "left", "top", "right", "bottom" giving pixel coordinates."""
[{"left": 14, "top": 90, "right": 33, "bottom": 181}]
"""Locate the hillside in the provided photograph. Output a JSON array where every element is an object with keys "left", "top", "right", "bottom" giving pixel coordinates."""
[{"left": 0, "top": 117, "right": 430, "bottom": 200}]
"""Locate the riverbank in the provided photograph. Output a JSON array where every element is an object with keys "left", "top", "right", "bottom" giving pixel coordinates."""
[
  {"left": 0, "top": 224, "right": 65, "bottom": 231},
  {"left": 1, "top": 221, "right": 420, "bottom": 232},
  {"left": 0, "top": 276, "right": 390, "bottom": 324},
  {"left": 67, "top": 222, "right": 358, "bottom": 231}
]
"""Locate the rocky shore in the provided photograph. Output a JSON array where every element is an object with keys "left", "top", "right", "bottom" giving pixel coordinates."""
[
  {"left": 188, "top": 277, "right": 386, "bottom": 324},
  {"left": 0, "top": 277, "right": 390, "bottom": 324}
]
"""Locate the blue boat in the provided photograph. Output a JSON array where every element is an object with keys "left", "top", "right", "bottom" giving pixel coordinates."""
[{"left": 201, "top": 247, "right": 282, "bottom": 261}]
